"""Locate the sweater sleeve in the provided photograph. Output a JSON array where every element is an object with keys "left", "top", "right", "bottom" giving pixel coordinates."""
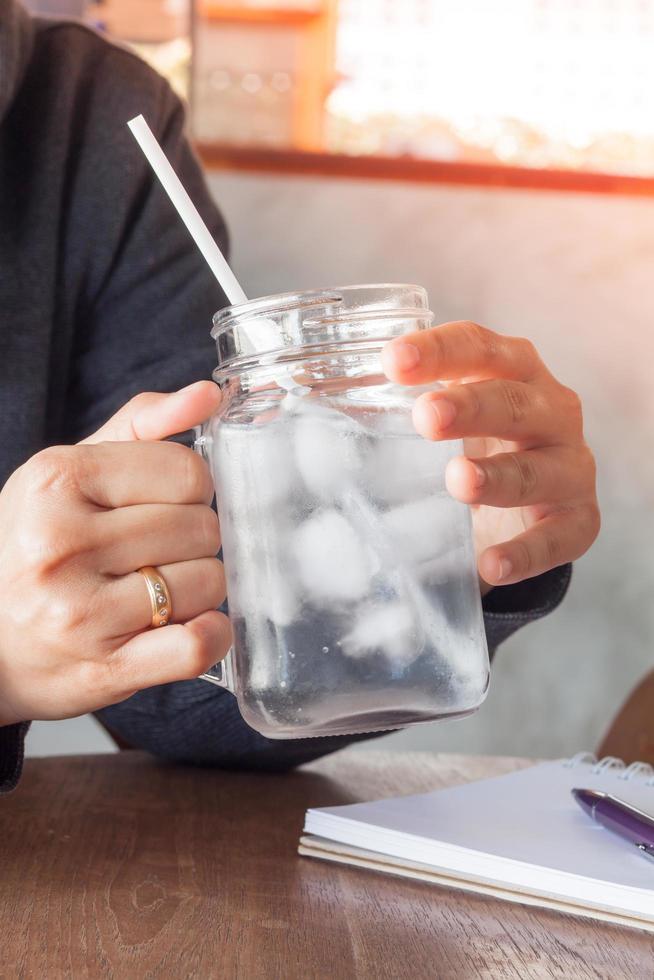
[
  {"left": 482, "top": 563, "right": 572, "bottom": 653},
  {"left": 0, "top": 722, "right": 29, "bottom": 794}
]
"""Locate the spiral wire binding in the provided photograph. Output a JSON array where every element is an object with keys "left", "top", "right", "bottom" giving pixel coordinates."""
[
  {"left": 563, "top": 752, "right": 654, "bottom": 786},
  {"left": 591, "top": 757, "right": 625, "bottom": 775},
  {"left": 619, "top": 761, "right": 654, "bottom": 782},
  {"left": 563, "top": 751, "right": 597, "bottom": 768}
]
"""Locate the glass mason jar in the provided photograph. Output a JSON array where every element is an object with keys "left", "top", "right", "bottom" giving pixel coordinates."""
[{"left": 195, "top": 284, "right": 489, "bottom": 739}]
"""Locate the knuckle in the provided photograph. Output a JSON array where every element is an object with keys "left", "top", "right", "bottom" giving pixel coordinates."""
[
  {"left": 509, "top": 336, "right": 541, "bottom": 377},
  {"left": 48, "top": 593, "right": 90, "bottom": 638},
  {"left": 207, "top": 559, "right": 227, "bottom": 606},
  {"left": 560, "top": 385, "right": 583, "bottom": 430},
  {"left": 17, "top": 522, "right": 56, "bottom": 571},
  {"left": 509, "top": 335, "right": 539, "bottom": 367},
  {"left": 516, "top": 336, "right": 538, "bottom": 363},
  {"left": 184, "top": 625, "right": 215, "bottom": 676},
  {"left": 89, "top": 656, "right": 128, "bottom": 702},
  {"left": 462, "top": 321, "right": 499, "bottom": 361},
  {"left": 126, "top": 391, "right": 157, "bottom": 415},
  {"left": 509, "top": 452, "right": 538, "bottom": 500},
  {"left": 181, "top": 444, "right": 213, "bottom": 502},
  {"left": 500, "top": 380, "right": 531, "bottom": 426},
  {"left": 580, "top": 443, "right": 598, "bottom": 486},
  {"left": 513, "top": 539, "right": 533, "bottom": 577},
  {"left": 462, "top": 384, "right": 482, "bottom": 422},
  {"left": 74, "top": 659, "right": 101, "bottom": 698},
  {"left": 200, "top": 507, "right": 221, "bottom": 554},
  {"left": 581, "top": 501, "right": 602, "bottom": 545},
  {"left": 590, "top": 504, "right": 602, "bottom": 542},
  {"left": 18, "top": 515, "right": 75, "bottom": 577},
  {"left": 426, "top": 325, "right": 447, "bottom": 364},
  {"left": 23, "top": 446, "right": 81, "bottom": 497},
  {"left": 543, "top": 528, "right": 563, "bottom": 567}
]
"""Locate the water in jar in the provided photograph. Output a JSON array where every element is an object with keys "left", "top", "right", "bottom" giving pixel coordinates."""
[{"left": 213, "top": 384, "right": 488, "bottom": 738}]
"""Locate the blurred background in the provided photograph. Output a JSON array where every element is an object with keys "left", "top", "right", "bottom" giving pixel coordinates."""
[{"left": 22, "top": 0, "right": 654, "bottom": 760}]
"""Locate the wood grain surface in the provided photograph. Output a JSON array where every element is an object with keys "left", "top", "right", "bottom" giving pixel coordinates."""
[{"left": 0, "top": 749, "right": 652, "bottom": 979}]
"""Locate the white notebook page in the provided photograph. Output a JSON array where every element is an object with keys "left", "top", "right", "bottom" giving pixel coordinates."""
[{"left": 304, "top": 760, "right": 654, "bottom": 914}]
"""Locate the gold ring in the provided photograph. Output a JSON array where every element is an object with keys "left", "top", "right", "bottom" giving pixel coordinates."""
[{"left": 138, "top": 566, "right": 172, "bottom": 628}]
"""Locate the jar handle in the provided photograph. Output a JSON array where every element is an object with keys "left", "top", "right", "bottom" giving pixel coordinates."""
[
  {"left": 192, "top": 425, "right": 236, "bottom": 694},
  {"left": 200, "top": 651, "right": 235, "bottom": 692}
]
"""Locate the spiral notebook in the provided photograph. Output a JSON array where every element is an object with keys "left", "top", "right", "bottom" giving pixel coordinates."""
[{"left": 299, "top": 754, "right": 654, "bottom": 932}]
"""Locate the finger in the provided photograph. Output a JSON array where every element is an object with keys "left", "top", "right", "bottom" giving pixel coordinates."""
[
  {"left": 381, "top": 321, "right": 546, "bottom": 387},
  {"left": 76, "top": 440, "right": 214, "bottom": 508},
  {"left": 103, "top": 610, "right": 233, "bottom": 697},
  {"left": 109, "top": 557, "right": 227, "bottom": 635},
  {"left": 413, "top": 379, "right": 567, "bottom": 446},
  {"left": 445, "top": 446, "right": 594, "bottom": 508},
  {"left": 477, "top": 506, "right": 600, "bottom": 587},
  {"left": 82, "top": 381, "right": 221, "bottom": 444},
  {"left": 96, "top": 503, "right": 221, "bottom": 574}
]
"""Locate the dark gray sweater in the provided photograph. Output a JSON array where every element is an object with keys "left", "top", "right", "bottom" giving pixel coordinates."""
[{"left": 0, "top": 1, "right": 570, "bottom": 793}]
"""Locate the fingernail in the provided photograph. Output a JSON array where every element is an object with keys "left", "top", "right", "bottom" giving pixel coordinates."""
[
  {"left": 390, "top": 341, "right": 420, "bottom": 371},
  {"left": 470, "top": 462, "right": 486, "bottom": 487},
  {"left": 497, "top": 558, "right": 513, "bottom": 581},
  {"left": 429, "top": 399, "right": 457, "bottom": 430}
]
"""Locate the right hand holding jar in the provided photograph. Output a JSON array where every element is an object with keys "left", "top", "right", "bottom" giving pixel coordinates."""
[{"left": 382, "top": 320, "right": 600, "bottom": 593}]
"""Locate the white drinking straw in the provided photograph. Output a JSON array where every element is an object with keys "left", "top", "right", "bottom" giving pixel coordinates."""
[
  {"left": 127, "top": 115, "right": 248, "bottom": 307},
  {"left": 128, "top": 115, "right": 303, "bottom": 393}
]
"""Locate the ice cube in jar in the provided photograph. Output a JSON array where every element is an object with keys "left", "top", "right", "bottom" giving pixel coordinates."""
[
  {"left": 214, "top": 422, "right": 301, "bottom": 627},
  {"left": 342, "top": 600, "right": 420, "bottom": 666},
  {"left": 217, "top": 418, "right": 295, "bottom": 513},
  {"left": 293, "top": 407, "right": 363, "bottom": 501},
  {"left": 291, "top": 508, "right": 377, "bottom": 604},
  {"left": 371, "top": 432, "right": 448, "bottom": 505},
  {"left": 382, "top": 495, "right": 460, "bottom": 566}
]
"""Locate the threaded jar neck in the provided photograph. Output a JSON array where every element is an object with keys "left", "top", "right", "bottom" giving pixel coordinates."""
[{"left": 211, "top": 284, "right": 433, "bottom": 383}]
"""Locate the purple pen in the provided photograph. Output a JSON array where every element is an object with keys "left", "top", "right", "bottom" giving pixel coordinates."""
[{"left": 572, "top": 788, "right": 654, "bottom": 863}]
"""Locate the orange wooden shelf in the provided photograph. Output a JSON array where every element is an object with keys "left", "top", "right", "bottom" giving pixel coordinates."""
[
  {"left": 198, "top": 4, "right": 321, "bottom": 25},
  {"left": 195, "top": 142, "right": 654, "bottom": 196}
]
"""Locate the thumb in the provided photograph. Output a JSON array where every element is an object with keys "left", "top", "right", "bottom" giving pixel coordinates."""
[{"left": 81, "top": 381, "right": 222, "bottom": 445}]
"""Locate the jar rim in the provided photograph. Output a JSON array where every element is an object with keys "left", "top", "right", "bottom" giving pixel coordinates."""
[{"left": 210, "top": 282, "right": 428, "bottom": 339}]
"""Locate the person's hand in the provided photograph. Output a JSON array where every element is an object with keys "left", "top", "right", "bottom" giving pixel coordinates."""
[
  {"left": 0, "top": 382, "right": 231, "bottom": 727},
  {"left": 382, "top": 321, "right": 600, "bottom": 591}
]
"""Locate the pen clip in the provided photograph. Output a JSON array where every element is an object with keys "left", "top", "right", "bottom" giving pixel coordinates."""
[{"left": 635, "top": 842, "right": 654, "bottom": 863}]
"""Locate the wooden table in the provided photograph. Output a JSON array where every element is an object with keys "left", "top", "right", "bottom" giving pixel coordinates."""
[{"left": 0, "top": 750, "right": 652, "bottom": 979}]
